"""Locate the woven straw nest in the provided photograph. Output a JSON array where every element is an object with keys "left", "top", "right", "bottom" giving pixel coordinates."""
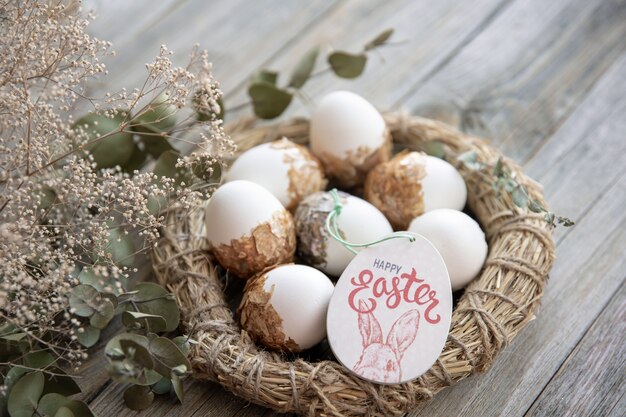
[{"left": 152, "top": 113, "right": 555, "bottom": 416}]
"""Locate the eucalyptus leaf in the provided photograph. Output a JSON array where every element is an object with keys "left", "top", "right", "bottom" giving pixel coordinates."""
[
  {"left": 42, "top": 367, "right": 81, "bottom": 397},
  {"left": 139, "top": 134, "right": 176, "bottom": 159},
  {"left": 529, "top": 199, "right": 544, "bottom": 213},
  {"left": 251, "top": 69, "right": 278, "bottom": 85},
  {"left": 105, "top": 333, "right": 148, "bottom": 358},
  {"left": 7, "top": 371, "right": 44, "bottom": 417},
  {"left": 132, "top": 94, "right": 177, "bottom": 134},
  {"left": 69, "top": 285, "right": 100, "bottom": 317},
  {"left": 118, "top": 339, "right": 154, "bottom": 370},
  {"left": 104, "top": 228, "right": 136, "bottom": 268},
  {"left": 328, "top": 52, "right": 367, "bottom": 79},
  {"left": 77, "top": 268, "right": 104, "bottom": 292},
  {"left": 151, "top": 378, "right": 172, "bottom": 395},
  {"left": 24, "top": 351, "right": 55, "bottom": 369},
  {"left": 171, "top": 375, "right": 184, "bottom": 403},
  {"left": 122, "top": 311, "right": 167, "bottom": 333},
  {"left": 422, "top": 141, "right": 445, "bottom": 159},
  {"left": 122, "top": 143, "right": 148, "bottom": 173},
  {"left": 248, "top": 82, "right": 293, "bottom": 119},
  {"left": 54, "top": 407, "right": 74, "bottom": 417},
  {"left": 511, "top": 185, "right": 529, "bottom": 208},
  {"left": 191, "top": 156, "right": 221, "bottom": 183},
  {"left": 153, "top": 150, "right": 190, "bottom": 186},
  {"left": 89, "top": 298, "right": 115, "bottom": 329},
  {"left": 289, "top": 46, "right": 319, "bottom": 88},
  {"left": 364, "top": 28, "right": 394, "bottom": 50},
  {"left": 73, "top": 112, "right": 134, "bottom": 169},
  {"left": 35, "top": 188, "right": 57, "bottom": 211},
  {"left": 38, "top": 394, "right": 93, "bottom": 417},
  {"left": 130, "top": 283, "right": 180, "bottom": 332},
  {"left": 1, "top": 366, "right": 29, "bottom": 413},
  {"left": 196, "top": 96, "right": 224, "bottom": 122},
  {"left": 76, "top": 326, "right": 101, "bottom": 348},
  {"left": 172, "top": 336, "right": 191, "bottom": 356},
  {"left": 124, "top": 385, "right": 154, "bottom": 411},
  {"left": 148, "top": 337, "right": 191, "bottom": 379}
]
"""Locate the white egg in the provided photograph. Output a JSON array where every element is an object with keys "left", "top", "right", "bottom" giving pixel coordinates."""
[
  {"left": 226, "top": 138, "right": 327, "bottom": 210},
  {"left": 238, "top": 264, "right": 335, "bottom": 352},
  {"left": 295, "top": 191, "right": 393, "bottom": 277},
  {"left": 364, "top": 151, "right": 467, "bottom": 229},
  {"left": 408, "top": 208, "right": 487, "bottom": 291},
  {"left": 205, "top": 180, "right": 295, "bottom": 278},
  {"left": 310, "top": 91, "right": 391, "bottom": 187}
]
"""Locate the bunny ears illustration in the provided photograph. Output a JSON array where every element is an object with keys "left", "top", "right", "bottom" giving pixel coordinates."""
[{"left": 353, "top": 300, "right": 420, "bottom": 383}]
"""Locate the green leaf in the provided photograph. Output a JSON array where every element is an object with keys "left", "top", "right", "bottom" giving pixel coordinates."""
[
  {"left": 124, "top": 385, "right": 154, "bottom": 411},
  {"left": 122, "top": 311, "right": 167, "bottom": 333},
  {"left": 38, "top": 394, "right": 93, "bottom": 417},
  {"left": 364, "top": 28, "right": 394, "bottom": 51},
  {"left": 77, "top": 268, "right": 104, "bottom": 292},
  {"left": 248, "top": 82, "right": 293, "bottom": 119},
  {"left": 105, "top": 334, "right": 162, "bottom": 386},
  {"left": 151, "top": 378, "right": 172, "bottom": 395},
  {"left": 105, "top": 228, "right": 136, "bottom": 268},
  {"left": 130, "top": 283, "right": 180, "bottom": 332},
  {"left": 328, "top": 52, "right": 367, "bottom": 79},
  {"left": 69, "top": 285, "right": 100, "bottom": 317},
  {"left": 191, "top": 156, "right": 221, "bottom": 183},
  {"left": 148, "top": 337, "right": 191, "bottom": 379},
  {"left": 24, "top": 351, "right": 55, "bottom": 369},
  {"left": 118, "top": 339, "right": 154, "bottom": 370},
  {"left": 139, "top": 135, "right": 176, "bottom": 159},
  {"left": 511, "top": 185, "right": 529, "bottom": 208},
  {"left": 493, "top": 157, "right": 505, "bottom": 177},
  {"left": 37, "top": 393, "right": 68, "bottom": 416},
  {"left": 422, "top": 141, "right": 445, "bottom": 159},
  {"left": 529, "top": 199, "right": 544, "bottom": 213},
  {"left": 544, "top": 212, "right": 556, "bottom": 226},
  {"left": 133, "top": 94, "right": 177, "bottom": 134},
  {"left": 289, "top": 46, "right": 319, "bottom": 88},
  {"left": 171, "top": 375, "right": 184, "bottom": 403},
  {"left": 74, "top": 112, "right": 134, "bottom": 169},
  {"left": 54, "top": 406, "right": 74, "bottom": 417},
  {"left": 196, "top": 97, "right": 225, "bottom": 122},
  {"left": 172, "top": 336, "right": 192, "bottom": 356},
  {"left": 251, "top": 69, "right": 278, "bottom": 85},
  {"left": 35, "top": 188, "right": 57, "bottom": 211},
  {"left": 8, "top": 371, "right": 44, "bottom": 417},
  {"left": 89, "top": 299, "right": 115, "bottom": 329},
  {"left": 42, "top": 368, "right": 81, "bottom": 397},
  {"left": 153, "top": 150, "right": 190, "bottom": 186},
  {"left": 76, "top": 326, "right": 101, "bottom": 348},
  {"left": 1, "top": 366, "right": 29, "bottom": 413},
  {"left": 122, "top": 143, "right": 148, "bottom": 173}
]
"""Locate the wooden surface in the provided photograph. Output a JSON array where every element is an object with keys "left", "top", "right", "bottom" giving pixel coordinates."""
[{"left": 81, "top": 0, "right": 626, "bottom": 415}]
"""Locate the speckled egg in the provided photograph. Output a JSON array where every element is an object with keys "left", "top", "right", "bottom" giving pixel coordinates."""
[
  {"left": 408, "top": 208, "right": 487, "bottom": 291},
  {"left": 309, "top": 91, "right": 391, "bottom": 187},
  {"left": 294, "top": 191, "right": 393, "bottom": 277},
  {"left": 238, "top": 264, "right": 335, "bottom": 352},
  {"left": 364, "top": 151, "right": 467, "bottom": 229},
  {"left": 226, "top": 138, "right": 327, "bottom": 210},
  {"left": 204, "top": 180, "right": 296, "bottom": 278}
]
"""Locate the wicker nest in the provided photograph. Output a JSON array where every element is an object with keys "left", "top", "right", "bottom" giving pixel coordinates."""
[{"left": 152, "top": 113, "right": 555, "bottom": 416}]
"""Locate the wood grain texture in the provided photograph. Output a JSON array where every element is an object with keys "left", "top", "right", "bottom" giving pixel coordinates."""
[
  {"left": 525, "top": 282, "right": 626, "bottom": 417},
  {"left": 75, "top": 0, "right": 626, "bottom": 415},
  {"left": 408, "top": 51, "right": 626, "bottom": 417},
  {"left": 400, "top": 0, "right": 626, "bottom": 163}
]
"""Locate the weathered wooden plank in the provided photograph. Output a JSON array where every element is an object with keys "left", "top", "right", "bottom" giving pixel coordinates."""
[
  {"left": 408, "top": 52, "right": 626, "bottom": 416},
  {"left": 524, "top": 282, "right": 626, "bottom": 417},
  {"left": 227, "top": 0, "right": 512, "bottom": 118},
  {"left": 85, "top": 0, "right": 342, "bottom": 96},
  {"left": 399, "top": 0, "right": 626, "bottom": 163}
]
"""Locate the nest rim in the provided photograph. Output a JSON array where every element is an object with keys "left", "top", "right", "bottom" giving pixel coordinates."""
[{"left": 153, "top": 113, "right": 555, "bottom": 416}]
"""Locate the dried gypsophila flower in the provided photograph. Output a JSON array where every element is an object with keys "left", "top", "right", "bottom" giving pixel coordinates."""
[{"left": 0, "top": 0, "right": 234, "bottom": 377}]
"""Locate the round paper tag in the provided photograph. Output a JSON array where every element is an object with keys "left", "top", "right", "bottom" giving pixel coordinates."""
[{"left": 326, "top": 233, "right": 452, "bottom": 384}]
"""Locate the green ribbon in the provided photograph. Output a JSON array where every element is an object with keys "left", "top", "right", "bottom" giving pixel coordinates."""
[{"left": 324, "top": 188, "right": 416, "bottom": 254}]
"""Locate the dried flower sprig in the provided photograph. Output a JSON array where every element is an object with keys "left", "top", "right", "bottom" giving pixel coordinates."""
[
  {"left": 1, "top": 1, "right": 233, "bottom": 415},
  {"left": 238, "top": 28, "right": 396, "bottom": 119},
  {"left": 455, "top": 150, "right": 575, "bottom": 227}
]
